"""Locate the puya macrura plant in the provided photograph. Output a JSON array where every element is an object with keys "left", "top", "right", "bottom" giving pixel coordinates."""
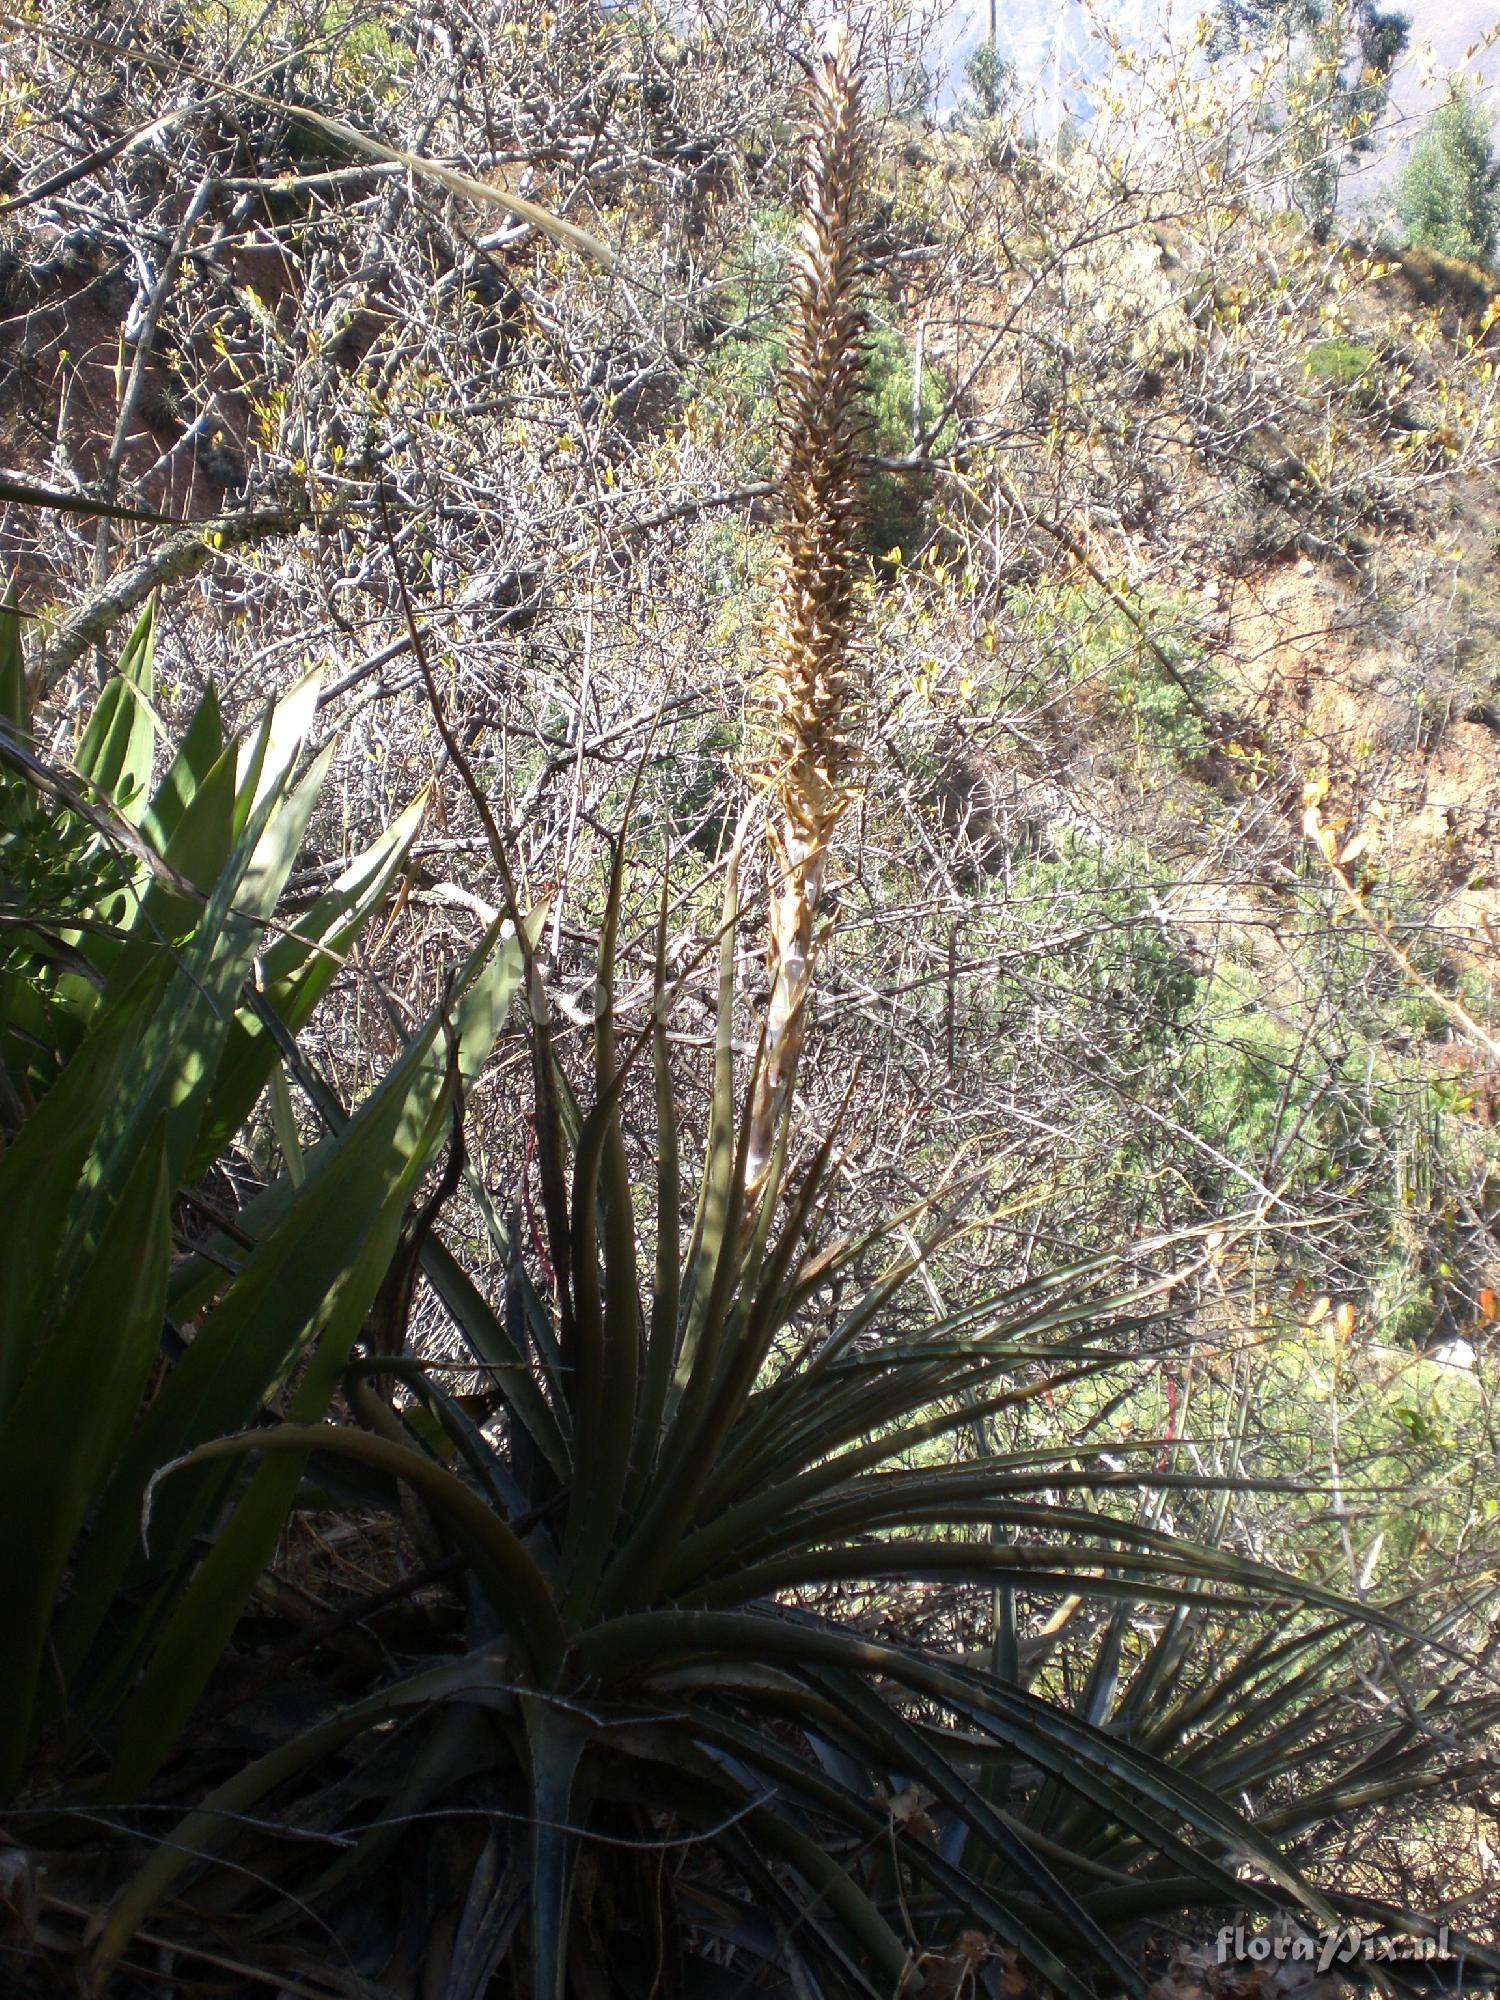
[{"left": 76, "top": 39, "right": 1500, "bottom": 2000}]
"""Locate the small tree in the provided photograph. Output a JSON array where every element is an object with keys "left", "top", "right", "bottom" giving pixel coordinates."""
[
  {"left": 1397, "top": 80, "right": 1500, "bottom": 263},
  {"left": 960, "top": 35, "right": 1015, "bottom": 124},
  {"left": 1219, "top": 0, "right": 1410, "bottom": 239}
]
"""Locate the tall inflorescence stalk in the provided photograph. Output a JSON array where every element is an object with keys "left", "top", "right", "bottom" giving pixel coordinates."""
[{"left": 744, "top": 28, "right": 871, "bottom": 1209}]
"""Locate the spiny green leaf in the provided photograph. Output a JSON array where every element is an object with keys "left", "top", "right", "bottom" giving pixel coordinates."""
[
  {"left": 74, "top": 601, "right": 156, "bottom": 822},
  {"left": 522, "top": 1695, "right": 590, "bottom": 2000},
  {"left": 0, "top": 1117, "right": 170, "bottom": 1791},
  {"left": 0, "top": 959, "right": 166, "bottom": 1417},
  {"left": 90, "top": 1644, "right": 521, "bottom": 1986},
  {"left": 54, "top": 1012, "right": 447, "bottom": 1685},
  {"left": 105, "top": 1141, "right": 430, "bottom": 1796},
  {"left": 138, "top": 681, "right": 224, "bottom": 855},
  {"left": 0, "top": 581, "right": 26, "bottom": 738}
]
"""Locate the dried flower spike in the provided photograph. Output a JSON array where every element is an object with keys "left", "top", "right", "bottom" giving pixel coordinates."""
[{"left": 745, "top": 26, "right": 871, "bottom": 1206}]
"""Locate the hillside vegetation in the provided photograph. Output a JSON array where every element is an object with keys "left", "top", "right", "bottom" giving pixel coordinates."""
[{"left": 0, "top": 3, "right": 1497, "bottom": 1997}]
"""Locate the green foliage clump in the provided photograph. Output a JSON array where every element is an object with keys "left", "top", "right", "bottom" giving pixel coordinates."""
[
  {"left": 0, "top": 768, "right": 131, "bottom": 1067},
  {"left": 1396, "top": 81, "right": 1500, "bottom": 266},
  {"left": 1305, "top": 337, "right": 1375, "bottom": 388},
  {"left": 963, "top": 37, "right": 1012, "bottom": 119},
  {"left": 862, "top": 320, "right": 955, "bottom": 557},
  {"left": 687, "top": 209, "right": 955, "bottom": 557},
  {"left": 1005, "top": 580, "right": 1219, "bottom": 762},
  {"left": 1007, "top": 834, "right": 1199, "bottom": 1053},
  {"left": 1369, "top": 1247, "right": 1440, "bottom": 1345},
  {"left": 958, "top": 36, "right": 1016, "bottom": 125},
  {"left": 1186, "top": 964, "right": 1302, "bottom": 1162},
  {"left": 1178, "top": 962, "right": 1379, "bottom": 1194}
]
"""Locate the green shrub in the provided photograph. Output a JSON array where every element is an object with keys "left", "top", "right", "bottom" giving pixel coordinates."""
[
  {"left": 1305, "top": 337, "right": 1375, "bottom": 388},
  {"left": 686, "top": 211, "right": 955, "bottom": 557},
  {"left": 959, "top": 36, "right": 1016, "bottom": 124},
  {"left": 1189, "top": 965, "right": 1305, "bottom": 1162},
  {"left": 1005, "top": 579, "right": 1219, "bottom": 762},
  {"left": 1396, "top": 80, "right": 1500, "bottom": 265}
]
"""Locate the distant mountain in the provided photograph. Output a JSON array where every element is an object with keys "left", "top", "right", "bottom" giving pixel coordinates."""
[
  {"left": 935, "top": 0, "right": 1500, "bottom": 151},
  {"left": 932, "top": 1, "right": 1119, "bottom": 114}
]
